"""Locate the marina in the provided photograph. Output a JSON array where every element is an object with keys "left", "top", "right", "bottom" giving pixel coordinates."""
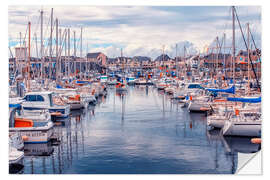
[
  {"left": 11, "top": 86, "right": 261, "bottom": 174},
  {"left": 8, "top": 6, "right": 261, "bottom": 174}
]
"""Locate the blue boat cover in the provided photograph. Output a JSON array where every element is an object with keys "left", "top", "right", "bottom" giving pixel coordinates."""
[
  {"left": 76, "top": 80, "right": 90, "bottom": 84},
  {"left": 206, "top": 86, "right": 235, "bottom": 94},
  {"left": 187, "top": 84, "right": 204, "bottom": 89},
  {"left": 227, "top": 96, "right": 261, "bottom": 103},
  {"left": 9, "top": 104, "right": 21, "bottom": 109},
  {"left": 56, "top": 84, "right": 63, "bottom": 88}
]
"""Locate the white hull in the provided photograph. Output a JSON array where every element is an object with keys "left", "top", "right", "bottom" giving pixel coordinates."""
[
  {"left": 9, "top": 147, "right": 24, "bottom": 164},
  {"left": 188, "top": 101, "right": 211, "bottom": 112},
  {"left": 207, "top": 115, "right": 228, "bottom": 128},
  {"left": 207, "top": 119, "right": 225, "bottom": 128},
  {"left": 9, "top": 132, "right": 24, "bottom": 150},
  {"left": 9, "top": 122, "right": 54, "bottom": 143},
  {"left": 223, "top": 120, "right": 261, "bottom": 137}
]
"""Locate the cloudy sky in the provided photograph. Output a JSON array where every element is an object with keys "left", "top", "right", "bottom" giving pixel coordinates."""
[{"left": 8, "top": 6, "right": 261, "bottom": 59}]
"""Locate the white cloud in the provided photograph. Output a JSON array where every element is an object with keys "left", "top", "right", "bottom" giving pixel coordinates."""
[{"left": 8, "top": 6, "right": 261, "bottom": 59}]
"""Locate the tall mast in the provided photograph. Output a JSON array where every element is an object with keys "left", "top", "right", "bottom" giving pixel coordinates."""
[
  {"left": 121, "top": 48, "right": 124, "bottom": 75},
  {"left": 80, "top": 27, "right": 82, "bottom": 79},
  {"left": 216, "top": 37, "right": 219, "bottom": 72},
  {"left": 40, "top": 9, "right": 44, "bottom": 80},
  {"left": 34, "top": 33, "right": 38, "bottom": 78},
  {"left": 247, "top": 22, "right": 250, "bottom": 95},
  {"left": 74, "top": 30, "right": 76, "bottom": 76},
  {"left": 162, "top": 45, "right": 164, "bottom": 64},
  {"left": 65, "top": 29, "right": 67, "bottom": 77},
  {"left": 162, "top": 45, "right": 165, "bottom": 78},
  {"left": 59, "top": 28, "right": 62, "bottom": 80},
  {"left": 18, "top": 32, "right": 22, "bottom": 74},
  {"left": 87, "top": 43, "right": 89, "bottom": 77},
  {"left": 68, "top": 28, "right": 70, "bottom": 77},
  {"left": 19, "top": 32, "right": 21, "bottom": 47},
  {"left": 19, "top": 32, "right": 21, "bottom": 71},
  {"left": 27, "top": 22, "right": 31, "bottom": 91},
  {"left": 56, "top": 18, "right": 59, "bottom": 82},
  {"left": 49, "top": 8, "right": 53, "bottom": 79},
  {"left": 232, "top": 6, "right": 235, "bottom": 86},
  {"left": 34, "top": 33, "right": 38, "bottom": 59},
  {"left": 223, "top": 33, "right": 226, "bottom": 79},
  {"left": 175, "top": 44, "right": 178, "bottom": 77},
  {"left": 184, "top": 45, "right": 186, "bottom": 80},
  {"left": 234, "top": 7, "right": 260, "bottom": 91}
]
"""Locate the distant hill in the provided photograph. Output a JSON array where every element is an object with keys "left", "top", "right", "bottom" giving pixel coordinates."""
[
  {"left": 133, "top": 56, "right": 151, "bottom": 62},
  {"left": 155, "top": 54, "right": 171, "bottom": 61}
]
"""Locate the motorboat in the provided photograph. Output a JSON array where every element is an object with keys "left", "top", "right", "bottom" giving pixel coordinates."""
[
  {"left": 9, "top": 107, "right": 54, "bottom": 143},
  {"left": 58, "top": 92, "right": 84, "bottom": 110},
  {"left": 21, "top": 91, "right": 70, "bottom": 118},
  {"left": 127, "top": 77, "right": 136, "bottom": 85},
  {"left": 188, "top": 95, "right": 212, "bottom": 113}
]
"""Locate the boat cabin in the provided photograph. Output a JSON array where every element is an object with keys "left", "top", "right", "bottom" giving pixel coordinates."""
[{"left": 22, "top": 91, "right": 54, "bottom": 108}]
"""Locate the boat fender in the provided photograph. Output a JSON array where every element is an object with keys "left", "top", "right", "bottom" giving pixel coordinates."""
[
  {"left": 235, "top": 109, "right": 239, "bottom": 116},
  {"left": 91, "top": 89, "right": 95, "bottom": 95},
  {"left": 22, "top": 135, "right": 28, "bottom": 141},
  {"left": 75, "top": 94, "right": 80, "bottom": 101},
  {"left": 51, "top": 112, "right": 62, "bottom": 116},
  {"left": 251, "top": 138, "right": 261, "bottom": 144}
]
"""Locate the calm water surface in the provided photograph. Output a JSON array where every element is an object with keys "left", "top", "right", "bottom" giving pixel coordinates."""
[{"left": 19, "top": 86, "right": 260, "bottom": 174}]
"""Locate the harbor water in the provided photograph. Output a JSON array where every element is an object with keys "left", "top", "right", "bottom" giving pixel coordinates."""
[{"left": 18, "top": 86, "right": 259, "bottom": 174}]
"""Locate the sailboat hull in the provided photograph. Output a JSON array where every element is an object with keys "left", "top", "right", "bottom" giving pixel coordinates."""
[{"left": 223, "top": 120, "right": 261, "bottom": 137}]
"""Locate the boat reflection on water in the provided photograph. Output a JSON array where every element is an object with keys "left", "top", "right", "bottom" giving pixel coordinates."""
[
  {"left": 206, "top": 129, "right": 238, "bottom": 174},
  {"left": 206, "top": 129, "right": 261, "bottom": 174},
  {"left": 70, "top": 109, "right": 84, "bottom": 117},
  {"left": 222, "top": 136, "right": 261, "bottom": 154},
  {"left": 22, "top": 109, "right": 88, "bottom": 174},
  {"left": 24, "top": 143, "right": 54, "bottom": 156},
  {"left": 9, "top": 163, "right": 24, "bottom": 174},
  {"left": 207, "top": 129, "right": 261, "bottom": 154},
  {"left": 206, "top": 129, "right": 222, "bottom": 141},
  {"left": 19, "top": 87, "right": 259, "bottom": 174}
]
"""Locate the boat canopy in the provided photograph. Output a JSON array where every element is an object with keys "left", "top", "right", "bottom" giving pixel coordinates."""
[
  {"left": 9, "top": 104, "right": 21, "bottom": 109},
  {"left": 56, "top": 84, "right": 63, "bottom": 88},
  {"left": 227, "top": 96, "right": 261, "bottom": 103},
  {"left": 76, "top": 80, "right": 91, "bottom": 84},
  {"left": 187, "top": 84, "right": 204, "bottom": 89},
  {"left": 206, "top": 86, "right": 235, "bottom": 94}
]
